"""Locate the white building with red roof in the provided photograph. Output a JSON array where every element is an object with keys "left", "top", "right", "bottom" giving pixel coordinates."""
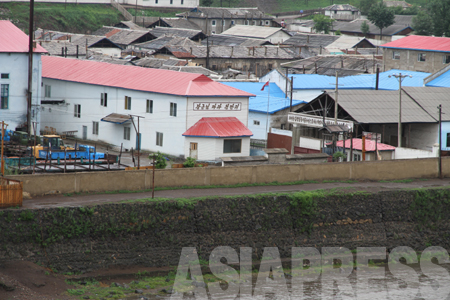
[
  {"left": 40, "top": 56, "right": 254, "bottom": 160},
  {"left": 0, "top": 21, "right": 47, "bottom": 132},
  {"left": 380, "top": 35, "right": 450, "bottom": 73}
]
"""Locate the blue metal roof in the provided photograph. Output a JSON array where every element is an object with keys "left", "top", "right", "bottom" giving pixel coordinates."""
[
  {"left": 426, "top": 70, "right": 450, "bottom": 88},
  {"left": 290, "top": 69, "right": 430, "bottom": 90},
  {"left": 220, "top": 82, "right": 307, "bottom": 114}
]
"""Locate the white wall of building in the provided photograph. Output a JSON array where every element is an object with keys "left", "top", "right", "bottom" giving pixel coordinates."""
[
  {"left": 249, "top": 111, "right": 269, "bottom": 140},
  {"left": 90, "top": 47, "right": 121, "bottom": 57},
  {"left": 216, "top": 136, "right": 250, "bottom": 159},
  {"left": 394, "top": 145, "right": 439, "bottom": 159},
  {"left": 267, "top": 31, "right": 291, "bottom": 44},
  {"left": 0, "top": 53, "right": 42, "bottom": 133},
  {"left": 0, "top": 0, "right": 199, "bottom": 8},
  {"left": 184, "top": 136, "right": 250, "bottom": 160}
]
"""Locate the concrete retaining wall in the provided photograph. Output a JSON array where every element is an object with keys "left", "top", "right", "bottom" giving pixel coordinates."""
[
  {"left": 1, "top": 189, "right": 450, "bottom": 272},
  {"left": 8, "top": 157, "right": 450, "bottom": 196}
]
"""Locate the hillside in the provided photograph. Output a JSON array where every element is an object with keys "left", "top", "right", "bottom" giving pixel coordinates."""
[{"left": 0, "top": 3, "right": 123, "bottom": 34}]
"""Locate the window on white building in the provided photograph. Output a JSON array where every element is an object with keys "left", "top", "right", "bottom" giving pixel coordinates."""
[
  {"left": 92, "top": 121, "right": 99, "bottom": 135},
  {"left": 231, "top": 20, "right": 235, "bottom": 25},
  {"left": 253, "top": 120, "right": 260, "bottom": 125},
  {"left": 212, "top": 20, "right": 216, "bottom": 26},
  {"left": 1, "top": 73, "right": 9, "bottom": 79},
  {"left": 124, "top": 127, "right": 131, "bottom": 140},
  {"left": 224, "top": 139, "right": 241, "bottom": 153},
  {"left": 101, "top": 93, "right": 107, "bottom": 107},
  {"left": 45, "top": 85, "right": 51, "bottom": 98},
  {"left": 252, "top": 20, "right": 256, "bottom": 25},
  {"left": 265, "top": 20, "right": 270, "bottom": 25},
  {"left": 222, "top": 20, "right": 225, "bottom": 26},
  {"left": 0, "top": 84, "right": 8, "bottom": 109},
  {"left": 170, "top": 102, "right": 177, "bottom": 116},
  {"left": 125, "top": 96, "right": 131, "bottom": 110},
  {"left": 74, "top": 104, "right": 81, "bottom": 118},
  {"left": 181, "top": 0, "right": 183, "bottom": 4},
  {"left": 155, "top": 0, "right": 158, "bottom": 3},
  {"left": 392, "top": 51, "right": 400, "bottom": 60},
  {"left": 353, "top": 153, "right": 361, "bottom": 161},
  {"left": 170, "top": 0, "right": 173, "bottom": 4},
  {"left": 156, "top": 132, "right": 163, "bottom": 146},
  {"left": 281, "top": 124, "right": 286, "bottom": 130},
  {"left": 146, "top": 99, "right": 153, "bottom": 113},
  {"left": 245, "top": 20, "right": 249, "bottom": 25},
  {"left": 444, "top": 55, "right": 450, "bottom": 64},
  {"left": 418, "top": 53, "right": 426, "bottom": 62}
]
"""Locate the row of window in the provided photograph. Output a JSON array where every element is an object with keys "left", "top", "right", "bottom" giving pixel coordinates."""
[
  {"left": 1, "top": 84, "right": 9, "bottom": 110},
  {"left": 154, "top": 0, "right": 183, "bottom": 4},
  {"left": 392, "top": 51, "right": 450, "bottom": 64},
  {"left": 211, "top": 20, "right": 270, "bottom": 26}
]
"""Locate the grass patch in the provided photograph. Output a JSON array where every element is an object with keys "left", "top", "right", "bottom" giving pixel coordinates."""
[
  {"left": 379, "top": 179, "right": 414, "bottom": 183},
  {"left": 322, "top": 180, "right": 358, "bottom": 184}
]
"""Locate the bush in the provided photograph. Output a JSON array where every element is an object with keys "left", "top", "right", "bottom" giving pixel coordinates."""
[
  {"left": 183, "top": 157, "right": 196, "bottom": 168},
  {"left": 333, "top": 151, "right": 347, "bottom": 162},
  {"left": 149, "top": 152, "right": 167, "bottom": 169}
]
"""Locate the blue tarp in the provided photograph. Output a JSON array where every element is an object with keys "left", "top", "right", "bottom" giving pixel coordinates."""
[{"left": 220, "top": 82, "right": 307, "bottom": 114}]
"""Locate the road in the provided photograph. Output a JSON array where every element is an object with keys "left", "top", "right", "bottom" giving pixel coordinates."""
[{"left": 23, "top": 178, "right": 450, "bottom": 209}]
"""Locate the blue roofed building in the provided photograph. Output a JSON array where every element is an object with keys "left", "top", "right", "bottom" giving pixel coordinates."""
[
  {"left": 424, "top": 64, "right": 450, "bottom": 88},
  {"left": 220, "top": 82, "right": 322, "bottom": 140}
]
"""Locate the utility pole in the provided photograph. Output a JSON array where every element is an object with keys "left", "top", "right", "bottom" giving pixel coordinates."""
[
  {"left": 1, "top": 121, "right": 8, "bottom": 176},
  {"left": 438, "top": 104, "right": 442, "bottom": 179},
  {"left": 329, "top": 72, "right": 344, "bottom": 124},
  {"left": 129, "top": 115, "right": 144, "bottom": 169},
  {"left": 27, "top": 0, "right": 35, "bottom": 135},
  {"left": 389, "top": 73, "right": 411, "bottom": 148},
  {"left": 289, "top": 76, "right": 294, "bottom": 112}
]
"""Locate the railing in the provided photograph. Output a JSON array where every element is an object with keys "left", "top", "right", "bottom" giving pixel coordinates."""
[{"left": 0, "top": 178, "right": 23, "bottom": 208}]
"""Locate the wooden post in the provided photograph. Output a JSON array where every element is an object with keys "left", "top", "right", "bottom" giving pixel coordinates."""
[{"left": 119, "top": 143, "right": 123, "bottom": 166}]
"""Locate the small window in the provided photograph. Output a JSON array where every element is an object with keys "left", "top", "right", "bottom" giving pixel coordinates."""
[
  {"left": 444, "top": 55, "right": 450, "bottom": 64},
  {"left": 156, "top": 132, "right": 163, "bottom": 146},
  {"left": 124, "top": 127, "right": 130, "bottom": 140},
  {"left": 212, "top": 65, "right": 217, "bottom": 70},
  {"left": 231, "top": 20, "right": 235, "bottom": 25},
  {"left": 281, "top": 124, "right": 286, "bottom": 130},
  {"left": 170, "top": 0, "right": 173, "bottom": 4},
  {"left": 155, "top": 0, "right": 158, "bottom": 3},
  {"left": 1, "top": 74, "right": 9, "bottom": 79},
  {"left": 1, "top": 84, "right": 8, "bottom": 109},
  {"left": 252, "top": 20, "right": 256, "bottom": 25},
  {"left": 181, "top": 0, "right": 183, "bottom": 4},
  {"left": 45, "top": 85, "right": 51, "bottom": 98},
  {"left": 222, "top": 20, "right": 225, "bottom": 26},
  {"left": 353, "top": 153, "right": 361, "bottom": 161},
  {"left": 447, "top": 133, "right": 450, "bottom": 148},
  {"left": 101, "top": 93, "right": 107, "bottom": 107},
  {"left": 212, "top": 20, "right": 216, "bottom": 26},
  {"left": 253, "top": 120, "right": 260, "bottom": 125},
  {"left": 170, "top": 102, "right": 177, "bottom": 116},
  {"left": 245, "top": 20, "right": 249, "bottom": 25},
  {"left": 268, "top": 63, "right": 273, "bottom": 69},
  {"left": 146, "top": 99, "right": 153, "bottom": 113},
  {"left": 224, "top": 139, "right": 241, "bottom": 153},
  {"left": 418, "top": 53, "right": 426, "bottom": 62},
  {"left": 392, "top": 51, "right": 400, "bottom": 60},
  {"left": 92, "top": 121, "right": 99, "bottom": 135},
  {"left": 74, "top": 104, "right": 81, "bottom": 118},
  {"left": 265, "top": 21, "right": 270, "bottom": 25},
  {"left": 125, "top": 96, "right": 131, "bottom": 110}
]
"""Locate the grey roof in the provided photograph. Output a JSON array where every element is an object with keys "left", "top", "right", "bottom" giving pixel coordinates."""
[
  {"left": 327, "top": 89, "right": 437, "bottom": 124},
  {"left": 39, "top": 41, "right": 87, "bottom": 56},
  {"left": 402, "top": 87, "right": 450, "bottom": 121},
  {"left": 220, "top": 25, "right": 290, "bottom": 39},
  {"left": 177, "top": 7, "right": 273, "bottom": 20},
  {"left": 323, "top": 4, "right": 360, "bottom": 11},
  {"left": 325, "top": 35, "right": 376, "bottom": 50},
  {"left": 149, "top": 27, "right": 206, "bottom": 40},
  {"left": 281, "top": 55, "right": 382, "bottom": 76},
  {"left": 134, "top": 36, "right": 198, "bottom": 51},
  {"left": 92, "top": 26, "right": 155, "bottom": 46},
  {"left": 113, "top": 21, "right": 146, "bottom": 30},
  {"left": 160, "top": 65, "right": 219, "bottom": 76},
  {"left": 333, "top": 16, "right": 413, "bottom": 36},
  {"left": 283, "top": 33, "right": 339, "bottom": 48},
  {"left": 70, "top": 35, "right": 122, "bottom": 49},
  {"left": 190, "top": 45, "right": 297, "bottom": 59},
  {"left": 201, "top": 35, "right": 271, "bottom": 47},
  {"left": 147, "top": 18, "right": 202, "bottom": 30},
  {"left": 85, "top": 55, "right": 135, "bottom": 65}
]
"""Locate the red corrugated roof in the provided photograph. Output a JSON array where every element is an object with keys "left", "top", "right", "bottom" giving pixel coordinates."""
[
  {"left": 0, "top": 20, "right": 47, "bottom": 53},
  {"left": 183, "top": 117, "right": 253, "bottom": 137},
  {"left": 334, "top": 138, "right": 396, "bottom": 151},
  {"left": 42, "top": 56, "right": 254, "bottom": 97},
  {"left": 380, "top": 35, "right": 450, "bottom": 52}
]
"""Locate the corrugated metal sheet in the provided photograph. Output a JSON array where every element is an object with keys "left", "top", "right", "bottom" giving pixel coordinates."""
[
  {"left": 291, "top": 69, "right": 429, "bottom": 90},
  {"left": 221, "top": 25, "right": 288, "bottom": 39},
  {"left": 331, "top": 89, "right": 436, "bottom": 123},
  {"left": 425, "top": 70, "right": 450, "bottom": 88},
  {"left": 381, "top": 35, "right": 450, "bottom": 52},
  {"left": 221, "top": 82, "right": 315, "bottom": 114},
  {"left": 335, "top": 138, "right": 396, "bottom": 151},
  {"left": 402, "top": 87, "right": 450, "bottom": 121},
  {"left": 183, "top": 117, "right": 253, "bottom": 137},
  {"left": 0, "top": 20, "right": 47, "bottom": 53},
  {"left": 101, "top": 113, "right": 131, "bottom": 124},
  {"left": 42, "top": 56, "right": 254, "bottom": 97}
]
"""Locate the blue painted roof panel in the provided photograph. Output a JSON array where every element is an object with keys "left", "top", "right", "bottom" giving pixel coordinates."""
[{"left": 426, "top": 70, "right": 450, "bottom": 88}]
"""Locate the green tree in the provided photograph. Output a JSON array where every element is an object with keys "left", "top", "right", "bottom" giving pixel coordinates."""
[
  {"left": 313, "top": 14, "right": 334, "bottom": 34},
  {"left": 428, "top": 0, "right": 450, "bottom": 37},
  {"left": 358, "top": 0, "right": 373, "bottom": 15},
  {"left": 201, "top": 0, "right": 213, "bottom": 6},
  {"left": 367, "top": 2, "right": 395, "bottom": 40},
  {"left": 360, "top": 20, "right": 370, "bottom": 37},
  {"left": 412, "top": 10, "right": 432, "bottom": 35}
]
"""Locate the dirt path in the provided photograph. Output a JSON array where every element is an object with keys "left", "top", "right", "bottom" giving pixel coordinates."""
[{"left": 23, "top": 178, "right": 450, "bottom": 209}]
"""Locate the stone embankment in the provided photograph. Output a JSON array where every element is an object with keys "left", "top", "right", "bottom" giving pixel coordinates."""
[{"left": 0, "top": 189, "right": 448, "bottom": 273}]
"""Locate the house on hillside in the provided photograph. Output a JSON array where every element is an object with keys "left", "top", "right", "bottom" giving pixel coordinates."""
[
  {"left": 323, "top": 4, "right": 360, "bottom": 21},
  {"left": 0, "top": 21, "right": 47, "bottom": 133},
  {"left": 146, "top": 18, "right": 201, "bottom": 31},
  {"left": 220, "top": 25, "right": 291, "bottom": 44},
  {"left": 282, "top": 33, "right": 340, "bottom": 56},
  {"left": 381, "top": 35, "right": 450, "bottom": 73},
  {"left": 149, "top": 27, "right": 207, "bottom": 41},
  {"left": 92, "top": 27, "right": 156, "bottom": 49},
  {"left": 40, "top": 56, "right": 254, "bottom": 161},
  {"left": 176, "top": 7, "right": 274, "bottom": 35}
]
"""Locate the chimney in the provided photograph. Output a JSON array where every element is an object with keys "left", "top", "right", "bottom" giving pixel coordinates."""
[
  {"left": 264, "top": 46, "right": 267, "bottom": 55},
  {"left": 190, "top": 47, "right": 192, "bottom": 54},
  {"left": 252, "top": 47, "right": 255, "bottom": 56}
]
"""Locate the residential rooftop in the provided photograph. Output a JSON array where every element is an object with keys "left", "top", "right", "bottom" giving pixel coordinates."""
[
  {"left": 0, "top": 20, "right": 47, "bottom": 53},
  {"left": 380, "top": 35, "right": 450, "bottom": 52}
]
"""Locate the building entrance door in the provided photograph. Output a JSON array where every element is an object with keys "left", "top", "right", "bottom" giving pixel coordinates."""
[{"left": 190, "top": 143, "right": 198, "bottom": 159}]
